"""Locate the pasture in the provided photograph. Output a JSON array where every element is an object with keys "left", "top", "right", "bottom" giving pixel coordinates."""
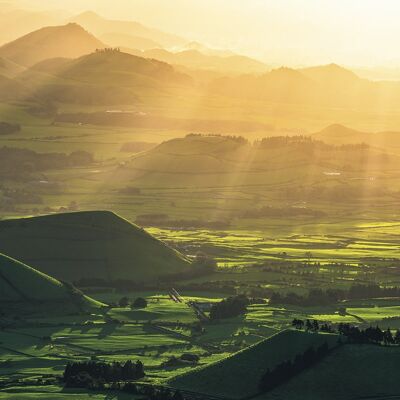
[{"left": 1, "top": 287, "right": 399, "bottom": 399}]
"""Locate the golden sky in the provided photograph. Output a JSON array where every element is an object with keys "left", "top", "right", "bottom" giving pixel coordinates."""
[{"left": 19, "top": 0, "right": 400, "bottom": 67}]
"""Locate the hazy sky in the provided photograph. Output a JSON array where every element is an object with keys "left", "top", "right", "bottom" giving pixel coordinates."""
[{"left": 17, "top": 0, "right": 400, "bottom": 66}]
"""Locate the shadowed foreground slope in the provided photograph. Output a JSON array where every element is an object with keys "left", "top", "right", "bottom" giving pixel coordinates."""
[
  {"left": 255, "top": 344, "right": 400, "bottom": 400},
  {"left": 0, "top": 211, "right": 191, "bottom": 283},
  {"left": 0, "top": 253, "right": 102, "bottom": 312},
  {"left": 168, "top": 330, "right": 339, "bottom": 399}
]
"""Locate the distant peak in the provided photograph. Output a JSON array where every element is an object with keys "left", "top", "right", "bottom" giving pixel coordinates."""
[
  {"left": 74, "top": 10, "right": 101, "bottom": 19},
  {"left": 318, "top": 123, "right": 360, "bottom": 135},
  {"left": 64, "top": 22, "right": 84, "bottom": 29}
]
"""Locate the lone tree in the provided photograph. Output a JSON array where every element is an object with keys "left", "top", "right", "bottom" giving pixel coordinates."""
[
  {"left": 118, "top": 296, "right": 130, "bottom": 307},
  {"left": 133, "top": 297, "right": 148, "bottom": 309}
]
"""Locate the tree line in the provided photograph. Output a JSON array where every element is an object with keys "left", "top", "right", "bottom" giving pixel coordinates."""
[
  {"left": 0, "top": 146, "right": 94, "bottom": 178},
  {"left": 270, "top": 283, "right": 400, "bottom": 306},
  {"left": 292, "top": 318, "right": 400, "bottom": 346},
  {"left": 63, "top": 360, "right": 144, "bottom": 388}
]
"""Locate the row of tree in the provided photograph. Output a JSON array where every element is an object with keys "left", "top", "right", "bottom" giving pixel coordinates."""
[
  {"left": 337, "top": 323, "right": 400, "bottom": 345},
  {"left": 63, "top": 360, "right": 144, "bottom": 388},
  {"left": 124, "top": 384, "right": 184, "bottom": 400},
  {"left": 270, "top": 283, "right": 400, "bottom": 307},
  {"left": 292, "top": 318, "right": 400, "bottom": 346},
  {"left": 118, "top": 296, "right": 148, "bottom": 308},
  {"left": 0, "top": 146, "right": 94, "bottom": 178},
  {"left": 259, "top": 342, "right": 331, "bottom": 393},
  {"left": 255, "top": 135, "right": 368, "bottom": 151},
  {"left": 292, "top": 318, "right": 333, "bottom": 333}
]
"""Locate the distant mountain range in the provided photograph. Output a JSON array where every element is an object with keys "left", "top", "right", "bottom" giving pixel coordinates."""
[
  {"left": 2, "top": 18, "right": 400, "bottom": 125},
  {"left": 210, "top": 63, "right": 400, "bottom": 108},
  {"left": 70, "top": 11, "right": 186, "bottom": 48},
  {"left": 127, "top": 48, "right": 269, "bottom": 74}
]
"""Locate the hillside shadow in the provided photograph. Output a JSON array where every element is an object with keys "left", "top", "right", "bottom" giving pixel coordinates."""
[{"left": 98, "top": 323, "right": 118, "bottom": 339}]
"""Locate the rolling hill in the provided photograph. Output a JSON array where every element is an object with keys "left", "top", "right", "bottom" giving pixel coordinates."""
[
  {"left": 20, "top": 49, "right": 192, "bottom": 105},
  {"left": 314, "top": 123, "right": 400, "bottom": 153},
  {"left": 0, "top": 252, "right": 102, "bottom": 312},
  {"left": 0, "top": 211, "right": 192, "bottom": 283},
  {"left": 0, "top": 23, "right": 105, "bottom": 67},
  {"left": 168, "top": 330, "right": 339, "bottom": 399},
  {"left": 117, "top": 134, "right": 398, "bottom": 188},
  {"left": 70, "top": 11, "right": 186, "bottom": 48},
  {"left": 210, "top": 66, "right": 316, "bottom": 103},
  {"left": 300, "top": 63, "right": 361, "bottom": 85}
]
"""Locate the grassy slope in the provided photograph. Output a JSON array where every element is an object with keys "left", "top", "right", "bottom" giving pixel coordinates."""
[
  {"left": 168, "top": 330, "right": 339, "bottom": 399},
  {"left": 0, "top": 252, "right": 102, "bottom": 309},
  {"left": 0, "top": 211, "right": 192, "bottom": 282},
  {"left": 18, "top": 50, "right": 191, "bottom": 105},
  {"left": 257, "top": 344, "right": 400, "bottom": 400},
  {"left": 121, "top": 134, "right": 398, "bottom": 188}
]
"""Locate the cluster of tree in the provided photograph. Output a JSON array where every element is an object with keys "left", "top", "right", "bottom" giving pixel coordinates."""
[
  {"left": 270, "top": 288, "right": 341, "bottom": 306},
  {"left": 95, "top": 47, "right": 121, "bottom": 53},
  {"left": 135, "top": 213, "right": 230, "bottom": 229},
  {"left": 255, "top": 135, "right": 369, "bottom": 152},
  {"left": 259, "top": 342, "right": 330, "bottom": 393},
  {"left": 63, "top": 360, "right": 144, "bottom": 388},
  {"left": 292, "top": 318, "right": 333, "bottom": 333},
  {"left": 186, "top": 133, "right": 249, "bottom": 144},
  {"left": 209, "top": 294, "right": 250, "bottom": 320},
  {"left": 135, "top": 385, "right": 184, "bottom": 400},
  {"left": 347, "top": 283, "right": 400, "bottom": 299},
  {"left": 161, "top": 353, "right": 200, "bottom": 367},
  {"left": 338, "top": 323, "right": 400, "bottom": 345},
  {"left": 118, "top": 296, "right": 148, "bottom": 309},
  {"left": 241, "top": 205, "right": 325, "bottom": 219},
  {"left": 292, "top": 319, "right": 400, "bottom": 346},
  {"left": 271, "top": 283, "right": 400, "bottom": 307},
  {"left": 0, "top": 122, "right": 20, "bottom": 135},
  {"left": 0, "top": 147, "right": 94, "bottom": 178}
]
